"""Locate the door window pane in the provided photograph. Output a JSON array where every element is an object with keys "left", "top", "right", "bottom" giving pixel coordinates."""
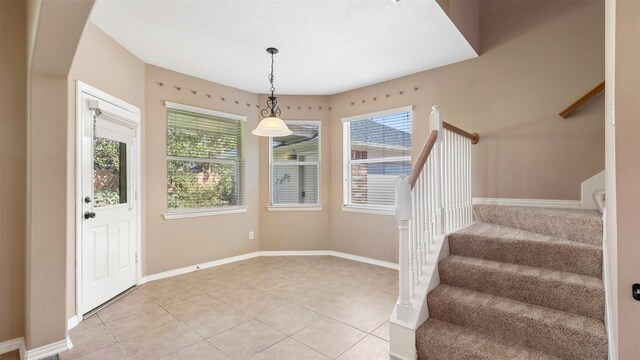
[{"left": 93, "top": 136, "right": 127, "bottom": 207}]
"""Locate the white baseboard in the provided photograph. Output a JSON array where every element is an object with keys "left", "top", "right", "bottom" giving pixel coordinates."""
[
  {"left": 327, "top": 251, "right": 398, "bottom": 270},
  {"left": 472, "top": 197, "right": 581, "bottom": 209},
  {"left": 260, "top": 250, "right": 398, "bottom": 270},
  {"left": 141, "top": 250, "right": 399, "bottom": 284},
  {"left": 0, "top": 337, "right": 24, "bottom": 359},
  {"left": 67, "top": 316, "right": 80, "bottom": 331},
  {"left": 141, "top": 252, "right": 261, "bottom": 284},
  {"left": 24, "top": 337, "right": 72, "bottom": 360}
]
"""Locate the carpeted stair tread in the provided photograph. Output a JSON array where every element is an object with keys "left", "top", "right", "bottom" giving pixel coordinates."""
[
  {"left": 449, "top": 222, "right": 602, "bottom": 277},
  {"left": 416, "top": 318, "right": 561, "bottom": 360},
  {"left": 473, "top": 205, "right": 602, "bottom": 246},
  {"left": 439, "top": 255, "right": 604, "bottom": 320},
  {"left": 428, "top": 285, "right": 608, "bottom": 360}
]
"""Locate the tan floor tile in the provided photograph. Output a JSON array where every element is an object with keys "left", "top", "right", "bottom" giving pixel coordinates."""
[
  {"left": 159, "top": 340, "right": 231, "bottom": 360},
  {"left": 372, "top": 321, "right": 390, "bottom": 341},
  {"left": 175, "top": 268, "right": 225, "bottom": 282},
  {"left": 139, "top": 281, "right": 204, "bottom": 305},
  {"left": 209, "top": 319, "right": 285, "bottom": 359},
  {"left": 184, "top": 275, "right": 237, "bottom": 292},
  {"left": 296, "top": 290, "right": 355, "bottom": 315},
  {"left": 330, "top": 302, "right": 390, "bottom": 333},
  {"left": 181, "top": 304, "right": 252, "bottom": 338},
  {"left": 70, "top": 314, "right": 101, "bottom": 333},
  {"left": 164, "top": 294, "right": 225, "bottom": 319},
  {"left": 256, "top": 303, "right": 323, "bottom": 335},
  {"left": 210, "top": 283, "right": 260, "bottom": 303},
  {"left": 137, "top": 278, "right": 181, "bottom": 293},
  {"left": 119, "top": 322, "right": 202, "bottom": 359},
  {"left": 97, "top": 293, "right": 159, "bottom": 322},
  {"left": 378, "top": 280, "right": 399, "bottom": 295},
  {"left": 269, "top": 282, "right": 316, "bottom": 304},
  {"left": 60, "top": 324, "right": 115, "bottom": 360},
  {"left": 104, "top": 307, "right": 178, "bottom": 341},
  {"left": 336, "top": 335, "right": 389, "bottom": 360},
  {"left": 244, "top": 274, "right": 291, "bottom": 291},
  {"left": 357, "top": 291, "right": 398, "bottom": 313},
  {"left": 292, "top": 318, "right": 366, "bottom": 359},
  {"left": 70, "top": 344, "right": 128, "bottom": 360},
  {"left": 251, "top": 338, "right": 329, "bottom": 360},
  {"left": 231, "top": 292, "right": 291, "bottom": 318}
]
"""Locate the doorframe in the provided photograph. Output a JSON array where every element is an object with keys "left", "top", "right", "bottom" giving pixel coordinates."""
[{"left": 74, "top": 81, "right": 142, "bottom": 323}]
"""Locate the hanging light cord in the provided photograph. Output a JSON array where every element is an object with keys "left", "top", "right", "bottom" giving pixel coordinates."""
[
  {"left": 269, "top": 52, "right": 275, "bottom": 97},
  {"left": 262, "top": 49, "right": 281, "bottom": 118}
]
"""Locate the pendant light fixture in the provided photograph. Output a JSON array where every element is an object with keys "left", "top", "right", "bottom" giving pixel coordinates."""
[{"left": 252, "top": 47, "right": 292, "bottom": 137}]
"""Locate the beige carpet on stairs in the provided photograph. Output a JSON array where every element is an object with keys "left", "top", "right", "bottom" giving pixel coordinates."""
[{"left": 416, "top": 205, "right": 607, "bottom": 360}]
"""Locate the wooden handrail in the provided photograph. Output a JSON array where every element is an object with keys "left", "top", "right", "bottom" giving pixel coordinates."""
[
  {"left": 559, "top": 81, "right": 605, "bottom": 118},
  {"left": 408, "top": 130, "right": 438, "bottom": 188},
  {"left": 443, "top": 121, "right": 479, "bottom": 144}
]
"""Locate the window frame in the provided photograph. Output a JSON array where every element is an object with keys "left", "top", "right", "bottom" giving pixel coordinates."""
[
  {"left": 268, "top": 120, "right": 322, "bottom": 212},
  {"left": 163, "top": 101, "right": 247, "bottom": 220},
  {"left": 341, "top": 106, "right": 413, "bottom": 215}
]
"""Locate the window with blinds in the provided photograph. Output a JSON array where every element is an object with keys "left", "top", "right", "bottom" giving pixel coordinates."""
[
  {"left": 166, "top": 106, "right": 245, "bottom": 212},
  {"left": 342, "top": 107, "right": 412, "bottom": 210},
  {"left": 270, "top": 122, "right": 320, "bottom": 207}
]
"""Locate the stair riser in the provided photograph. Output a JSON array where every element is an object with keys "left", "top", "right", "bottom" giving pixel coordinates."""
[
  {"left": 473, "top": 205, "right": 603, "bottom": 246},
  {"left": 448, "top": 234, "right": 602, "bottom": 277},
  {"left": 417, "top": 320, "right": 560, "bottom": 360},
  {"left": 439, "top": 259, "right": 605, "bottom": 320},
  {"left": 428, "top": 291, "right": 608, "bottom": 360}
]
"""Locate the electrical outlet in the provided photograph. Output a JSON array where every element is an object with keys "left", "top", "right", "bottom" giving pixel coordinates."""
[{"left": 249, "top": 231, "right": 254, "bottom": 240}]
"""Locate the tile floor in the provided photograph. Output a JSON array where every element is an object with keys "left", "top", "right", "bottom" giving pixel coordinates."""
[{"left": 59, "top": 256, "right": 398, "bottom": 360}]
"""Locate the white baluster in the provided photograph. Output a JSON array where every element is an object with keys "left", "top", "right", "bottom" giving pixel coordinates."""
[
  {"left": 467, "top": 138, "right": 473, "bottom": 224},
  {"left": 395, "top": 176, "right": 412, "bottom": 321},
  {"left": 411, "top": 181, "right": 422, "bottom": 284},
  {"left": 430, "top": 106, "right": 444, "bottom": 236},
  {"left": 421, "top": 166, "right": 429, "bottom": 260}
]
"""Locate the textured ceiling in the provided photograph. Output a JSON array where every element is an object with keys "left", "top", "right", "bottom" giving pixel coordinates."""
[{"left": 90, "top": 0, "right": 477, "bottom": 95}]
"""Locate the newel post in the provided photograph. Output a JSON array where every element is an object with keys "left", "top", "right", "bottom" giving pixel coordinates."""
[
  {"left": 430, "top": 106, "right": 444, "bottom": 236},
  {"left": 395, "top": 175, "right": 412, "bottom": 321}
]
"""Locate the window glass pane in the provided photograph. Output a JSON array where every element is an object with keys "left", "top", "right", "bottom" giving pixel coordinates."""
[
  {"left": 350, "top": 112, "right": 411, "bottom": 160},
  {"left": 93, "top": 136, "right": 127, "bottom": 207},
  {"left": 166, "top": 108, "right": 244, "bottom": 211},
  {"left": 167, "top": 160, "right": 239, "bottom": 210},
  {"left": 272, "top": 124, "right": 319, "bottom": 162},
  {"left": 350, "top": 160, "right": 411, "bottom": 207},
  {"left": 272, "top": 164, "right": 318, "bottom": 205}
]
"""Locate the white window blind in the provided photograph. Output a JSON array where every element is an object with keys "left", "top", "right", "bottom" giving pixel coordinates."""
[
  {"left": 270, "top": 122, "right": 320, "bottom": 207},
  {"left": 166, "top": 107, "right": 245, "bottom": 212},
  {"left": 343, "top": 107, "right": 412, "bottom": 210}
]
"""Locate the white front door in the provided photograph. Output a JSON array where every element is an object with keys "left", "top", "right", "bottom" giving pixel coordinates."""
[{"left": 80, "top": 92, "right": 138, "bottom": 314}]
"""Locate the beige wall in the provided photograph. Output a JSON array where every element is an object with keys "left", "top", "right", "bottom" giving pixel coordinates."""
[
  {"left": 0, "top": 0, "right": 27, "bottom": 344},
  {"left": 257, "top": 95, "right": 331, "bottom": 251},
  {"left": 437, "top": 0, "right": 480, "bottom": 54},
  {"left": 66, "top": 23, "right": 146, "bottom": 319},
  {"left": 612, "top": 1, "right": 640, "bottom": 357},
  {"left": 26, "top": 0, "right": 92, "bottom": 349},
  {"left": 326, "top": 0, "right": 604, "bottom": 263},
  {"left": 144, "top": 65, "right": 260, "bottom": 275}
]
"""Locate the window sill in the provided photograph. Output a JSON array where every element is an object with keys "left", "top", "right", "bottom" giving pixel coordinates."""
[
  {"left": 163, "top": 207, "right": 247, "bottom": 220},
  {"left": 267, "top": 205, "right": 323, "bottom": 212},
  {"left": 341, "top": 206, "right": 395, "bottom": 216}
]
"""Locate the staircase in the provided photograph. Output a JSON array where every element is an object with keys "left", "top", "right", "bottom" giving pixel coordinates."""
[{"left": 416, "top": 205, "right": 607, "bottom": 360}]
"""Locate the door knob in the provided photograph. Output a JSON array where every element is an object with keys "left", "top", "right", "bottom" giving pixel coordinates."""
[{"left": 84, "top": 211, "right": 96, "bottom": 219}]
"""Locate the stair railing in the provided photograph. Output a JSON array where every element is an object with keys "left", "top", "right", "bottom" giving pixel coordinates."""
[{"left": 395, "top": 105, "right": 479, "bottom": 322}]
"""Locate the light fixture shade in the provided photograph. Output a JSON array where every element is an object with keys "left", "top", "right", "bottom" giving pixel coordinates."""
[{"left": 252, "top": 117, "right": 293, "bottom": 137}]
